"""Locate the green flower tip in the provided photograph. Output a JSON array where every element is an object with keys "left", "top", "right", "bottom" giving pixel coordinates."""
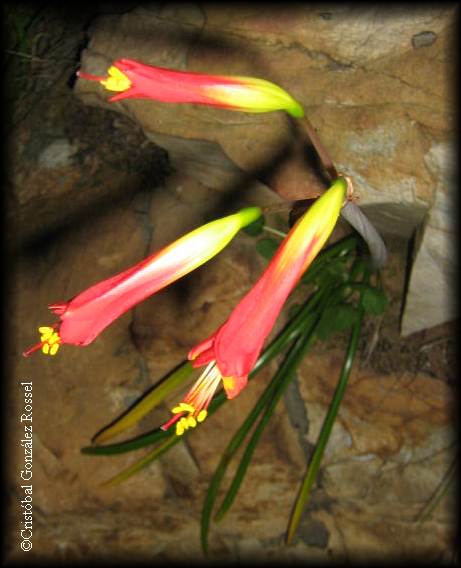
[
  {"left": 287, "top": 100, "right": 305, "bottom": 118},
  {"left": 238, "top": 206, "right": 263, "bottom": 227}
]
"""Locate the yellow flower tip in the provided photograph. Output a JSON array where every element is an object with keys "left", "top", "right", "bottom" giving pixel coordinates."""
[
  {"left": 100, "top": 65, "right": 132, "bottom": 92},
  {"left": 238, "top": 206, "right": 263, "bottom": 228},
  {"left": 222, "top": 376, "right": 235, "bottom": 392},
  {"left": 176, "top": 423, "right": 185, "bottom": 436}
]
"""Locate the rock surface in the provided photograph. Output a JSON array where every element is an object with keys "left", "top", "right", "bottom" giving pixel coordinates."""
[
  {"left": 6, "top": 5, "right": 456, "bottom": 564},
  {"left": 8, "top": 166, "right": 456, "bottom": 562},
  {"left": 75, "top": 4, "right": 456, "bottom": 336}
]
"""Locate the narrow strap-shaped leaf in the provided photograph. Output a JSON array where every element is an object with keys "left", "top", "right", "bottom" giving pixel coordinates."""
[
  {"left": 201, "top": 279, "right": 338, "bottom": 554},
  {"left": 102, "top": 436, "right": 180, "bottom": 487},
  {"left": 285, "top": 276, "right": 367, "bottom": 544},
  {"left": 82, "top": 428, "right": 170, "bottom": 455},
  {"left": 200, "top": 357, "right": 286, "bottom": 555},
  {"left": 93, "top": 361, "right": 194, "bottom": 444},
  {"left": 214, "top": 328, "right": 317, "bottom": 523}
]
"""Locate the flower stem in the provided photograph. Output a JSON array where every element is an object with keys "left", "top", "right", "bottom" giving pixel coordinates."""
[{"left": 299, "top": 116, "right": 338, "bottom": 181}]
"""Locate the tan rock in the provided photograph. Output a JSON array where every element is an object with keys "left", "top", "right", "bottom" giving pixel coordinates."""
[{"left": 75, "top": 5, "right": 456, "bottom": 334}]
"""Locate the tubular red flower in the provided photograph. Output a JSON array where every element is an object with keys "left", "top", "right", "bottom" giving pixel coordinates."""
[
  {"left": 163, "top": 178, "right": 348, "bottom": 435},
  {"left": 23, "top": 207, "right": 261, "bottom": 357},
  {"left": 78, "top": 58, "right": 304, "bottom": 117}
]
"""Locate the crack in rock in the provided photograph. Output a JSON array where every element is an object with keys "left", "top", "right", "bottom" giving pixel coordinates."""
[{"left": 283, "top": 377, "right": 312, "bottom": 462}]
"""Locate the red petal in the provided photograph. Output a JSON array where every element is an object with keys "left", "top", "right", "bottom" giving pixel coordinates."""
[{"left": 49, "top": 303, "right": 68, "bottom": 316}]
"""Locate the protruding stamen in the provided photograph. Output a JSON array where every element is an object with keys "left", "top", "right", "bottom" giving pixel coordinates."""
[
  {"left": 101, "top": 66, "right": 132, "bottom": 92},
  {"left": 23, "top": 325, "right": 61, "bottom": 357},
  {"left": 162, "top": 362, "right": 224, "bottom": 436}
]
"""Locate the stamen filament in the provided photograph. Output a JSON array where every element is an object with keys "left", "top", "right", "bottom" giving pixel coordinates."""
[{"left": 161, "top": 361, "right": 224, "bottom": 436}]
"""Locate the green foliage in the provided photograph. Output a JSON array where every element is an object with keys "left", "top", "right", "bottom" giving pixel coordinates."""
[
  {"left": 82, "top": 233, "right": 388, "bottom": 553},
  {"left": 315, "top": 304, "right": 359, "bottom": 340},
  {"left": 361, "top": 286, "right": 389, "bottom": 315},
  {"left": 255, "top": 237, "right": 279, "bottom": 259}
]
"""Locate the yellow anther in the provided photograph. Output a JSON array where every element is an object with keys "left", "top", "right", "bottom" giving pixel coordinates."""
[
  {"left": 49, "top": 343, "right": 60, "bottom": 356},
  {"left": 187, "top": 416, "right": 197, "bottom": 429},
  {"left": 197, "top": 410, "right": 207, "bottom": 423},
  {"left": 176, "top": 423, "right": 184, "bottom": 436},
  {"left": 39, "top": 326, "right": 53, "bottom": 334},
  {"left": 48, "top": 333, "right": 60, "bottom": 345},
  {"left": 42, "top": 343, "right": 50, "bottom": 355},
  {"left": 172, "top": 402, "right": 196, "bottom": 414},
  {"left": 179, "top": 417, "right": 189, "bottom": 430},
  {"left": 101, "top": 66, "right": 131, "bottom": 92}
]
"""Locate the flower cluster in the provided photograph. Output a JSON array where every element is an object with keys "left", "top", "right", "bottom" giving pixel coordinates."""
[
  {"left": 26, "top": 57, "right": 347, "bottom": 437},
  {"left": 162, "top": 178, "right": 346, "bottom": 435}
]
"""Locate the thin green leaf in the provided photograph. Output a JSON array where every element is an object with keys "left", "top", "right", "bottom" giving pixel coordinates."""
[
  {"left": 201, "top": 281, "right": 338, "bottom": 554},
  {"left": 214, "top": 329, "right": 317, "bottom": 524},
  {"left": 415, "top": 455, "right": 457, "bottom": 524},
  {"left": 200, "top": 359, "right": 284, "bottom": 555},
  {"left": 93, "top": 361, "right": 194, "bottom": 444},
  {"left": 285, "top": 279, "right": 367, "bottom": 544},
  {"left": 82, "top": 428, "right": 170, "bottom": 456},
  {"left": 102, "top": 436, "right": 179, "bottom": 487}
]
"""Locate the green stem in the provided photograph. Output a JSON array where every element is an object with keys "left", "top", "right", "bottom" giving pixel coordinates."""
[{"left": 262, "top": 225, "right": 287, "bottom": 238}]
